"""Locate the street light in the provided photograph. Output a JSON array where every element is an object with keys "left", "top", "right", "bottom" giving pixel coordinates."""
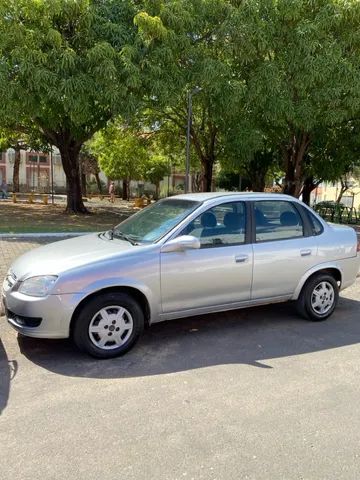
[
  {"left": 50, "top": 147, "right": 54, "bottom": 205},
  {"left": 185, "top": 86, "right": 202, "bottom": 193}
]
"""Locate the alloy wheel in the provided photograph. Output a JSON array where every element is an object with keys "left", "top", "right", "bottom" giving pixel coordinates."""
[
  {"left": 88, "top": 305, "right": 134, "bottom": 350},
  {"left": 311, "top": 281, "right": 335, "bottom": 315}
]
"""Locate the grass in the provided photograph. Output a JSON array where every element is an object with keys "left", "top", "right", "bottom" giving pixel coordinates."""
[{"left": 0, "top": 202, "right": 135, "bottom": 234}]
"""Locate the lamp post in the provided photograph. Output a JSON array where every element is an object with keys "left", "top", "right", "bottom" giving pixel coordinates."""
[
  {"left": 167, "top": 157, "right": 171, "bottom": 197},
  {"left": 185, "top": 86, "right": 201, "bottom": 193},
  {"left": 50, "top": 147, "right": 54, "bottom": 204}
]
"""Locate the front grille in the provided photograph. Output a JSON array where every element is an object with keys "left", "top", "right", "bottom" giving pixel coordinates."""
[{"left": 6, "top": 309, "right": 42, "bottom": 328}]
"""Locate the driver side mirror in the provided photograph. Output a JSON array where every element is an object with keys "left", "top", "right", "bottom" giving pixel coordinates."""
[{"left": 161, "top": 235, "right": 201, "bottom": 253}]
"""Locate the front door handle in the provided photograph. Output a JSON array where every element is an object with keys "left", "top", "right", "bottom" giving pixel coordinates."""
[
  {"left": 300, "top": 249, "right": 312, "bottom": 257},
  {"left": 235, "top": 255, "right": 248, "bottom": 263}
]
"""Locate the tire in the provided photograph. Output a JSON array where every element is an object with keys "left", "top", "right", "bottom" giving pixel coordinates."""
[
  {"left": 296, "top": 273, "right": 339, "bottom": 322},
  {"left": 73, "top": 292, "right": 144, "bottom": 359}
]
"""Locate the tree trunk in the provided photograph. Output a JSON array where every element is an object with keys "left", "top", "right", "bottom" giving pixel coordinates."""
[
  {"left": 95, "top": 173, "right": 102, "bottom": 193},
  {"left": 191, "top": 126, "right": 216, "bottom": 193},
  {"left": 336, "top": 179, "right": 348, "bottom": 204},
  {"left": 12, "top": 148, "right": 21, "bottom": 193},
  {"left": 301, "top": 176, "right": 319, "bottom": 206},
  {"left": 155, "top": 181, "right": 160, "bottom": 200},
  {"left": 58, "top": 142, "right": 88, "bottom": 213},
  {"left": 282, "top": 132, "right": 310, "bottom": 198},
  {"left": 246, "top": 151, "right": 273, "bottom": 192},
  {"left": 200, "top": 158, "right": 214, "bottom": 192},
  {"left": 81, "top": 173, "right": 87, "bottom": 196},
  {"left": 301, "top": 182, "right": 312, "bottom": 206},
  {"left": 251, "top": 177, "right": 266, "bottom": 192},
  {"left": 192, "top": 172, "right": 202, "bottom": 192},
  {"left": 248, "top": 167, "right": 266, "bottom": 192},
  {"left": 122, "top": 178, "right": 129, "bottom": 201}
]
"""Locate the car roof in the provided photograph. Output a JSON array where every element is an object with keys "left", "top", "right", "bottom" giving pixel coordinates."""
[{"left": 173, "top": 192, "right": 300, "bottom": 203}]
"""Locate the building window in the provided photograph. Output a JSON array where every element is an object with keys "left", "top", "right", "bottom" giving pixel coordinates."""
[{"left": 27, "top": 153, "right": 49, "bottom": 164}]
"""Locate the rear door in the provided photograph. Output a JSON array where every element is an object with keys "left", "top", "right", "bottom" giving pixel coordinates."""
[{"left": 251, "top": 200, "right": 318, "bottom": 299}]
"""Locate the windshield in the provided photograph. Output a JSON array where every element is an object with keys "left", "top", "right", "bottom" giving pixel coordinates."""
[{"left": 112, "top": 198, "right": 200, "bottom": 244}]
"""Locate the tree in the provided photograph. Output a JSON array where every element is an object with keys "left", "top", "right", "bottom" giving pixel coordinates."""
[
  {"left": 301, "top": 121, "right": 360, "bottom": 204},
  {"left": 79, "top": 147, "right": 103, "bottom": 195},
  {"left": 134, "top": 0, "right": 242, "bottom": 191},
  {"left": 221, "top": 123, "right": 279, "bottom": 192},
  {"left": 0, "top": 0, "right": 142, "bottom": 212},
  {"left": 216, "top": 171, "right": 251, "bottom": 192},
  {"left": 229, "top": 0, "right": 360, "bottom": 197},
  {"left": 0, "top": 132, "right": 27, "bottom": 193},
  {"left": 90, "top": 121, "right": 171, "bottom": 199},
  {"left": 143, "top": 154, "right": 170, "bottom": 199},
  {"left": 90, "top": 123, "right": 148, "bottom": 200},
  {"left": 136, "top": 0, "right": 360, "bottom": 195},
  {"left": 0, "top": 126, "right": 47, "bottom": 192}
]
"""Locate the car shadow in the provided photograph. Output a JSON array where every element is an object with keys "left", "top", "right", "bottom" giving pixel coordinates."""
[
  {"left": 17, "top": 295, "right": 360, "bottom": 379},
  {"left": 0, "top": 339, "right": 18, "bottom": 415}
]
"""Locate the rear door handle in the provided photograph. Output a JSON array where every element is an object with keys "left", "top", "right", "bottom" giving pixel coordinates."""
[
  {"left": 300, "top": 249, "right": 312, "bottom": 257},
  {"left": 235, "top": 255, "right": 248, "bottom": 263}
]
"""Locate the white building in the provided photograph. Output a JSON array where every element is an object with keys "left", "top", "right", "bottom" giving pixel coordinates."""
[
  {"left": 0, "top": 147, "right": 186, "bottom": 197},
  {"left": 0, "top": 148, "right": 108, "bottom": 193},
  {"left": 0, "top": 148, "right": 64, "bottom": 192}
]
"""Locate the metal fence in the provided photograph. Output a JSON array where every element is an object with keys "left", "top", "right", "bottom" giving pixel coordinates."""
[{"left": 314, "top": 205, "right": 359, "bottom": 225}]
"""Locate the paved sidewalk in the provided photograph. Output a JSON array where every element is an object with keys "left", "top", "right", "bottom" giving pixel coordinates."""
[{"left": 0, "top": 237, "right": 70, "bottom": 281}]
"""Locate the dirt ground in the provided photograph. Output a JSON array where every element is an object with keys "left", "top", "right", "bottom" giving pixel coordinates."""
[{"left": 0, "top": 201, "right": 135, "bottom": 233}]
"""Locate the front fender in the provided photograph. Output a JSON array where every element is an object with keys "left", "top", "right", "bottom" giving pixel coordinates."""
[{"left": 65, "top": 276, "right": 160, "bottom": 333}]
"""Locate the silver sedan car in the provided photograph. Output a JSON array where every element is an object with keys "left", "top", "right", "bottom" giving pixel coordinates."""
[{"left": 2, "top": 192, "right": 360, "bottom": 358}]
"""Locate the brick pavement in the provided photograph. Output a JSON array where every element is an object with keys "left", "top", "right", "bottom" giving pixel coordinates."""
[{"left": 0, "top": 237, "right": 69, "bottom": 282}]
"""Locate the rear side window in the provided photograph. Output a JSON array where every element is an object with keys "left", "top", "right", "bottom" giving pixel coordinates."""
[
  {"left": 307, "top": 210, "right": 324, "bottom": 236},
  {"left": 254, "top": 201, "right": 304, "bottom": 242}
]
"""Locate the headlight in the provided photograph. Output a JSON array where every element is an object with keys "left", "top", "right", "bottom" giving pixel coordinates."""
[{"left": 18, "top": 276, "right": 58, "bottom": 297}]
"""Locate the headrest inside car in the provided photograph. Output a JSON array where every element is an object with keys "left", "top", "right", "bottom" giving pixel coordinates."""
[
  {"left": 201, "top": 212, "right": 217, "bottom": 228},
  {"left": 280, "top": 211, "right": 299, "bottom": 226}
]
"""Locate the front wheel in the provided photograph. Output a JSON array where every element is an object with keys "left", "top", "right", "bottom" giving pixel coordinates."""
[
  {"left": 296, "top": 273, "right": 339, "bottom": 321},
  {"left": 73, "top": 292, "right": 144, "bottom": 359}
]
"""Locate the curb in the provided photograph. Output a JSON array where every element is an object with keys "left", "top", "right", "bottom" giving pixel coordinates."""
[{"left": 0, "top": 232, "right": 92, "bottom": 239}]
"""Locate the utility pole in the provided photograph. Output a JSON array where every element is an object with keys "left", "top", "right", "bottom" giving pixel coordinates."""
[{"left": 185, "top": 87, "right": 202, "bottom": 193}]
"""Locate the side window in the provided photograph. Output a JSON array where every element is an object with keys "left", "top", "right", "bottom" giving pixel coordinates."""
[
  {"left": 307, "top": 211, "right": 324, "bottom": 236},
  {"left": 255, "top": 201, "right": 304, "bottom": 242},
  {"left": 180, "top": 201, "right": 246, "bottom": 248}
]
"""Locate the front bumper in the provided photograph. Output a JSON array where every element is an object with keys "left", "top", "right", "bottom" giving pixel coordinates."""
[{"left": 2, "top": 289, "right": 77, "bottom": 339}]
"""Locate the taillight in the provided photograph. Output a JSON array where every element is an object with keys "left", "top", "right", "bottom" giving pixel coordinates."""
[{"left": 357, "top": 239, "right": 360, "bottom": 253}]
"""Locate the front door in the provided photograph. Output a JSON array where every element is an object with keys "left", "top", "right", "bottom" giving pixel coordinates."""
[{"left": 160, "top": 201, "right": 253, "bottom": 314}]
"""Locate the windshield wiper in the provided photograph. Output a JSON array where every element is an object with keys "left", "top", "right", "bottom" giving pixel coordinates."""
[
  {"left": 105, "top": 228, "right": 114, "bottom": 240},
  {"left": 112, "top": 231, "right": 138, "bottom": 245}
]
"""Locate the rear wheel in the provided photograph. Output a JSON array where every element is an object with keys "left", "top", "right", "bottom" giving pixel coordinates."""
[
  {"left": 73, "top": 292, "right": 144, "bottom": 359},
  {"left": 296, "top": 273, "right": 339, "bottom": 321}
]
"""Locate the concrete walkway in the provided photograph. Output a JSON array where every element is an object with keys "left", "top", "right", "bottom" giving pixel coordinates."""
[{"left": 0, "top": 237, "right": 72, "bottom": 283}]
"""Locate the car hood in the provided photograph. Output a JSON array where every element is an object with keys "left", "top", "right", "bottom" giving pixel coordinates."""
[{"left": 9, "top": 233, "right": 136, "bottom": 280}]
